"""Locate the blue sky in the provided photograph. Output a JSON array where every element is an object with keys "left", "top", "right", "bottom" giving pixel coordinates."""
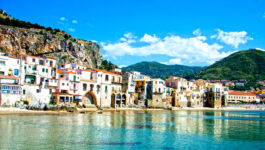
[{"left": 1, "top": 0, "right": 265, "bottom": 67}]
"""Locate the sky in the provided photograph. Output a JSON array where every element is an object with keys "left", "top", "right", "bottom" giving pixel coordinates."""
[{"left": 1, "top": 0, "right": 265, "bottom": 67}]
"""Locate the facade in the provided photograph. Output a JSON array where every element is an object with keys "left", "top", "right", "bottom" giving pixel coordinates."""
[
  {"left": 166, "top": 76, "right": 203, "bottom": 107},
  {"left": 21, "top": 55, "right": 57, "bottom": 104},
  {"left": 227, "top": 91, "right": 256, "bottom": 103},
  {"left": 134, "top": 78, "right": 151, "bottom": 106},
  {"left": 206, "top": 83, "right": 227, "bottom": 108},
  {"left": 122, "top": 72, "right": 136, "bottom": 105},
  {"left": 148, "top": 79, "right": 167, "bottom": 107},
  {"left": 0, "top": 75, "right": 21, "bottom": 106},
  {"left": 0, "top": 53, "right": 257, "bottom": 109}
]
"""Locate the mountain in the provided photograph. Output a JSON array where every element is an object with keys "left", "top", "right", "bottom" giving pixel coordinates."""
[
  {"left": 122, "top": 61, "right": 204, "bottom": 79},
  {"left": 0, "top": 9, "right": 103, "bottom": 68},
  {"left": 185, "top": 49, "right": 265, "bottom": 80}
]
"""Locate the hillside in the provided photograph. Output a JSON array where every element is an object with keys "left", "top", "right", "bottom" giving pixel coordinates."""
[
  {"left": 0, "top": 9, "right": 105, "bottom": 68},
  {"left": 122, "top": 61, "right": 204, "bottom": 79},
  {"left": 185, "top": 49, "right": 265, "bottom": 80}
]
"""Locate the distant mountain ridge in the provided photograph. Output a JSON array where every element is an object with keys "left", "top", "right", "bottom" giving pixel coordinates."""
[
  {"left": 185, "top": 49, "right": 265, "bottom": 80},
  {"left": 122, "top": 61, "right": 204, "bottom": 79}
]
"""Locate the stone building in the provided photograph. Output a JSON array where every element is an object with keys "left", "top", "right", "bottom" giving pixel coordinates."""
[{"left": 206, "top": 83, "right": 227, "bottom": 108}]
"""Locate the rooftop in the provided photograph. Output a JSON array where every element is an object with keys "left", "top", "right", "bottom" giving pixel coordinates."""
[
  {"left": 229, "top": 91, "right": 256, "bottom": 96},
  {"left": 0, "top": 75, "right": 18, "bottom": 79}
]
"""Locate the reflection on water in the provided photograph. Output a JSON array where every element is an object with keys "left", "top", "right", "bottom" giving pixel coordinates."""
[{"left": 0, "top": 111, "right": 265, "bottom": 149}]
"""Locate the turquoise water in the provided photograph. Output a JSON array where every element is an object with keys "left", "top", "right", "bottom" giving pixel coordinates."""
[{"left": 0, "top": 110, "right": 265, "bottom": 150}]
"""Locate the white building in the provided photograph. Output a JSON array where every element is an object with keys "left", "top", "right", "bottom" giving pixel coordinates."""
[{"left": 21, "top": 55, "right": 57, "bottom": 104}]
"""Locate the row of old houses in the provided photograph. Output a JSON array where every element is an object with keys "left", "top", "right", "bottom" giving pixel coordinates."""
[{"left": 0, "top": 53, "right": 263, "bottom": 108}]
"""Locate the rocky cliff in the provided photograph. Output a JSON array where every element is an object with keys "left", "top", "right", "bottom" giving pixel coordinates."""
[
  {"left": 0, "top": 9, "right": 103, "bottom": 68},
  {"left": 0, "top": 26, "right": 102, "bottom": 68}
]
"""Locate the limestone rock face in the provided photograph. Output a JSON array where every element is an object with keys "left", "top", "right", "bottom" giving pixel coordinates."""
[{"left": 0, "top": 26, "right": 102, "bottom": 68}]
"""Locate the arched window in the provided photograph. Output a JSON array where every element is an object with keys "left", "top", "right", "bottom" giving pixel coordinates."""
[{"left": 90, "top": 84, "right": 94, "bottom": 91}]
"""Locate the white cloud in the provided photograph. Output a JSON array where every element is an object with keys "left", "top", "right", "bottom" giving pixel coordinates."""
[
  {"left": 168, "top": 58, "right": 182, "bottom": 65},
  {"left": 59, "top": 17, "right": 67, "bottom": 21},
  {"left": 119, "top": 32, "right": 137, "bottom": 43},
  {"left": 211, "top": 29, "right": 253, "bottom": 48},
  {"left": 140, "top": 34, "right": 160, "bottom": 43},
  {"left": 102, "top": 32, "right": 233, "bottom": 65},
  {"left": 193, "top": 29, "right": 201, "bottom": 36},
  {"left": 72, "top": 20, "right": 78, "bottom": 24},
  {"left": 256, "top": 48, "right": 265, "bottom": 51},
  {"left": 119, "top": 65, "right": 127, "bottom": 68},
  {"left": 124, "top": 32, "right": 137, "bottom": 39},
  {"left": 161, "top": 58, "right": 182, "bottom": 65},
  {"left": 68, "top": 28, "right": 75, "bottom": 32}
]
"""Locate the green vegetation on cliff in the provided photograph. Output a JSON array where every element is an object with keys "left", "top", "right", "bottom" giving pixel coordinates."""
[
  {"left": 0, "top": 9, "right": 62, "bottom": 34},
  {"left": 185, "top": 49, "right": 265, "bottom": 80},
  {"left": 0, "top": 9, "right": 107, "bottom": 68},
  {"left": 122, "top": 61, "right": 203, "bottom": 79},
  {"left": 99, "top": 60, "right": 118, "bottom": 71}
]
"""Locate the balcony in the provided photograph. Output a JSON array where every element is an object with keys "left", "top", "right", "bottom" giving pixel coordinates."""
[
  {"left": 45, "top": 80, "right": 58, "bottom": 87},
  {"left": 112, "top": 80, "right": 122, "bottom": 84},
  {"left": 26, "top": 70, "right": 38, "bottom": 75},
  {"left": 136, "top": 86, "right": 145, "bottom": 93},
  {"left": 153, "top": 90, "right": 163, "bottom": 95}
]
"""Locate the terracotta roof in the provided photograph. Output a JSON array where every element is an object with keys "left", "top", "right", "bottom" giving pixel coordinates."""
[
  {"left": 229, "top": 91, "right": 256, "bottom": 96},
  {"left": 57, "top": 69, "right": 79, "bottom": 75},
  {"left": 81, "top": 69, "right": 94, "bottom": 72},
  {"left": 73, "top": 94, "right": 82, "bottom": 96},
  {"left": 90, "top": 68, "right": 118, "bottom": 75},
  {"left": 23, "top": 54, "right": 43, "bottom": 59},
  {"left": 0, "top": 75, "right": 18, "bottom": 79},
  {"left": 57, "top": 69, "right": 63, "bottom": 74},
  {"left": 44, "top": 55, "right": 56, "bottom": 59}
]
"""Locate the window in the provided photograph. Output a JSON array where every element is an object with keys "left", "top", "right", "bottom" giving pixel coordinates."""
[
  {"left": 70, "top": 97, "right": 73, "bottom": 102},
  {"left": 90, "top": 73, "right": 93, "bottom": 80},
  {"left": 14, "top": 69, "right": 19, "bottom": 76},
  {"left": 23, "top": 90, "right": 26, "bottom": 95},
  {"left": 59, "top": 96, "right": 65, "bottom": 102},
  {"left": 36, "top": 89, "right": 40, "bottom": 93},
  {"left": 50, "top": 61, "right": 53, "bottom": 67},
  {"left": 105, "top": 75, "right": 109, "bottom": 81},
  {"left": 105, "top": 86, "right": 108, "bottom": 93},
  {"left": 62, "top": 83, "right": 65, "bottom": 86},
  {"left": 83, "top": 84, "right": 87, "bottom": 91},
  {"left": 90, "top": 84, "right": 94, "bottom": 91},
  {"left": 46, "top": 69, "right": 48, "bottom": 73},
  {"left": 0, "top": 61, "right": 5, "bottom": 66},
  {"left": 39, "top": 60, "right": 44, "bottom": 65},
  {"left": 66, "top": 97, "right": 69, "bottom": 102},
  {"left": 42, "top": 68, "right": 45, "bottom": 72},
  {"left": 17, "top": 60, "right": 20, "bottom": 64},
  {"left": 32, "top": 58, "right": 35, "bottom": 62}
]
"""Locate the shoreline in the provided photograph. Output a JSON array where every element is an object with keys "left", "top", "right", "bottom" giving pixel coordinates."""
[{"left": 0, "top": 107, "right": 264, "bottom": 115}]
